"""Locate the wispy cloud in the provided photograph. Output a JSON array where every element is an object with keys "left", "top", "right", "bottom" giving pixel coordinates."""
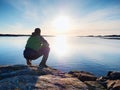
[
  {"left": 71, "top": 6, "right": 120, "bottom": 35},
  {"left": 8, "top": 0, "right": 41, "bottom": 21},
  {"left": 6, "top": 23, "right": 31, "bottom": 34},
  {"left": 2, "top": 0, "right": 120, "bottom": 35},
  {"left": 6, "top": 0, "right": 58, "bottom": 30}
]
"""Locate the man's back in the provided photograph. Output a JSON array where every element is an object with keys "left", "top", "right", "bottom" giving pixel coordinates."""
[{"left": 26, "top": 35, "right": 42, "bottom": 51}]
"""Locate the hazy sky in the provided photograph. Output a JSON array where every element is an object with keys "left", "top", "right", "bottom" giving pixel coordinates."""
[{"left": 0, "top": 0, "right": 120, "bottom": 36}]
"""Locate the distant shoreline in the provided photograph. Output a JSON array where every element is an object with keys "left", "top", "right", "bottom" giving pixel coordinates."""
[
  {"left": 0, "top": 34, "right": 55, "bottom": 37},
  {"left": 101, "top": 37, "right": 120, "bottom": 40},
  {"left": 83, "top": 35, "right": 120, "bottom": 40},
  {"left": 0, "top": 34, "right": 30, "bottom": 37},
  {"left": 0, "top": 34, "right": 120, "bottom": 40}
]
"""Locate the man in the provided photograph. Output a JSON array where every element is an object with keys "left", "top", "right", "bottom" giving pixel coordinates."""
[{"left": 23, "top": 28, "right": 50, "bottom": 67}]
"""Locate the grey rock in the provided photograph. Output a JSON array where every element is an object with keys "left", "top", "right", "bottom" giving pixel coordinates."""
[
  {"left": 107, "top": 71, "right": 120, "bottom": 80},
  {"left": 0, "top": 64, "right": 120, "bottom": 90},
  {"left": 68, "top": 71, "right": 97, "bottom": 81},
  {"left": 0, "top": 75, "right": 88, "bottom": 90},
  {"left": 97, "top": 71, "right": 120, "bottom": 90},
  {"left": 0, "top": 65, "right": 63, "bottom": 80},
  {"left": 84, "top": 81, "right": 106, "bottom": 90},
  {"left": 106, "top": 80, "right": 120, "bottom": 90},
  {"left": 0, "top": 65, "right": 88, "bottom": 90}
]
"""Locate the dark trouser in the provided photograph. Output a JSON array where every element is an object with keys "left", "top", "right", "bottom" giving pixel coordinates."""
[{"left": 23, "top": 47, "right": 50, "bottom": 65}]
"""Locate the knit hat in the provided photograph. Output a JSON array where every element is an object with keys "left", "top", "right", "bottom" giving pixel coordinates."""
[{"left": 34, "top": 28, "right": 41, "bottom": 34}]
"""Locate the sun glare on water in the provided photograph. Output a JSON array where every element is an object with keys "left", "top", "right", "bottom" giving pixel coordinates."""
[
  {"left": 51, "top": 36, "right": 70, "bottom": 57},
  {"left": 50, "top": 15, "right": 72, "bottom": 57}
]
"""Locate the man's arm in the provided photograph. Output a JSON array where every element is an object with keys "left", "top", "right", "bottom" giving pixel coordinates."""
[{"left": 40, "top": 36, "right": 49, "bottom": 47}]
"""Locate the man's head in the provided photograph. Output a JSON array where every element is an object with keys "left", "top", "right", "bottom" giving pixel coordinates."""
[{"left": 34, "top": 28, "right": 41, "bottom": 35}]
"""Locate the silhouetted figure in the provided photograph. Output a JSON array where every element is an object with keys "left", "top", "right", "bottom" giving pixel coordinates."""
[{"left": 23, "top": 28, "right": 50, "bottom": 67}]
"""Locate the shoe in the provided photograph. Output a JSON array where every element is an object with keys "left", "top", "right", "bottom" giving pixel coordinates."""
[
  {"left": 26, "top": 60, "right": 32, "bottom": 66},
  {"left": 39, "top": 64, "right": 48, "bottom": 68},
  {"left": 44, "top": 64, "right": 48, "bottom": 67}
]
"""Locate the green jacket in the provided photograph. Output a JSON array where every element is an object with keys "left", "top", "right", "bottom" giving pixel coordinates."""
[{"left": 26, "top": 34, "right": 49, "bottom": 51}]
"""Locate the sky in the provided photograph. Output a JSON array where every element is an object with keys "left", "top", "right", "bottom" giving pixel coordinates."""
[{"left": 0, "top": 0, "right": 120, "bottom": 36}]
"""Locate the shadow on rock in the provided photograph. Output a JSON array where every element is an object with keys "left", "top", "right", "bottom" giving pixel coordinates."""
[{"left": 0, "top": 65, "right": 88, "bottom": 90}]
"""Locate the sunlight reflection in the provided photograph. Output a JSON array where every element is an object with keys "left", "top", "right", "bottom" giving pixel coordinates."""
[{"left": 52, "top": 36, "right": 70, "bottom": 57}]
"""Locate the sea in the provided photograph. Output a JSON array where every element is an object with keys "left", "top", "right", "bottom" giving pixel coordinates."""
[{"left": 0, "top": 36, "right": 120, "bottom": 76}]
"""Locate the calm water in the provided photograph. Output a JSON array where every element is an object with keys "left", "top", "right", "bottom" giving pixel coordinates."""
[{"left": 0, "top": 36, "right": 120, "bottom": 76}]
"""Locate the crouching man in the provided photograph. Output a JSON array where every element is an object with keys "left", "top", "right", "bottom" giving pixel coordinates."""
[{"left": 23, "top": 28, "right": 50, "bottom": 67}]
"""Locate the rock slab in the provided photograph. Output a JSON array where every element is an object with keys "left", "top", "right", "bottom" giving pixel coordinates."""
[{"left": 0, "top": 65, "right": 120, "bottom": 90}]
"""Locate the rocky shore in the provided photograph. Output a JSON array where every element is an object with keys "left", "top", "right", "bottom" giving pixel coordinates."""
[{"left": 0, "top": 65, "right": 120, "bottom": 90}]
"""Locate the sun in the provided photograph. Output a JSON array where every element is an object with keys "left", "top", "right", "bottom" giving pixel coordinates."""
[{"left": 52, "top": 15, "right": 71, "bottom": 34}]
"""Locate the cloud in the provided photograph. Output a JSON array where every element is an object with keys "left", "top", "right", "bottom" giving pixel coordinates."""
[
  {"left": 5, "top": 23, "right": 31, "bottom": 34},
  {"left": 9, "top": 0, "right": 39, "bottom": 20},
  {"left": 72, "top": 6, "right": 120, "bottom": 34},
  {"left": 3, "top": 0, "right": 120, "bottom": 35},
  {"left": 80, "top": 6, "right": 119, "bottom": 22}
]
